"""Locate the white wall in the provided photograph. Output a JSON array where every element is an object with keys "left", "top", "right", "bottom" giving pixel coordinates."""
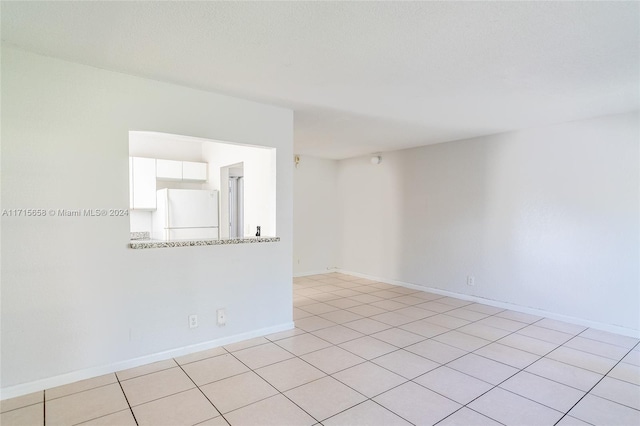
[
  {"left": 1, "top": 47, "right": 293, "bottom": 395},
  {"left": 338, "top": 112, "right": 639, "bottom": 332},
  {"left": 293, "top": 156, "right": 340, "bottom": 276}
]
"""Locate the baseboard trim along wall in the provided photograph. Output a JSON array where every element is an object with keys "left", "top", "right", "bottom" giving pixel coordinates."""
[
  {"left": 337, "top": 269, "right": 640, "bottom": 339},
  {"left": 0, "top": 322, "right": 295, "bottom": 401}
]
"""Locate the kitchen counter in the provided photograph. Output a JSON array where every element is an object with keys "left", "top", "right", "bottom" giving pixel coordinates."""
[{"left": 129, "top": 236, "right": 280, "bottom": 249}]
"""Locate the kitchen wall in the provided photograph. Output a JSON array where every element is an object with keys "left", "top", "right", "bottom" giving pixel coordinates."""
[
  {"left": 1, "top": 47, "right": 293, "bottom": 396},
  {"left": 293, "top": 155, "right": 340, "bottom": 276},
  {"left": 337, "top": 112, "right": 639, "bottom": 334},
  {"left": 202, "top": 142, "right": 276, "bottom": 238}
]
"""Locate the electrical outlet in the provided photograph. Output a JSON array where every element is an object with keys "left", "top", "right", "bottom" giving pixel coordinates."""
[
  {"left": 467, "top": 275, "right": 475, "bottom": 286},
  {"left": 188, "top": 314, "right": 198, "bottom": 329},
  {"left": 217, "top": 309, "right": 227, "bottom": 326}
]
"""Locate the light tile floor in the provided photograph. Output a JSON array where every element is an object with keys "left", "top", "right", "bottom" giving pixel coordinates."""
[{"left": 2, "top": 272, "right": 639, "bottom": 425}]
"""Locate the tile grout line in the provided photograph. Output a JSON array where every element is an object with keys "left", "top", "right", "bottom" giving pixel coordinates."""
[
  {"left": 115, "top": 373, "right": 139, "bottom": 426},
  {"left": 552, "top": 340, "right": 640, "bottom": 425}
]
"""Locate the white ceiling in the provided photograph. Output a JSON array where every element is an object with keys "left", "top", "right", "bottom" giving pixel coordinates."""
[{"left": 2, "top": 1, "right": 638, "bottom": 159}]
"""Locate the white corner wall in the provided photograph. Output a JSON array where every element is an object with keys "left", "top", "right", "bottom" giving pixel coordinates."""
[
  {"left": 293, "top": 156, "right": 340, "bottom": 276},
  {"left": 338, "top": 112, "right": 639, "bottom": 333},
  {"left": 1, "top": 47, "right": 293, "bottom": 396}
]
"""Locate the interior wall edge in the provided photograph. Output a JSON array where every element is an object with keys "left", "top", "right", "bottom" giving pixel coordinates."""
[
  {"left": 337, "top": 269, "right": 640, "bottom": 339},
  {"left": 0, "top": 321, "right": 294, "bottom": 401}
]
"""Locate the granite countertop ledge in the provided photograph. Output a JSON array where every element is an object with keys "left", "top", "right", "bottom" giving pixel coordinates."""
[{"left": 129, "top": 236, "right": 280, "bottom": 249}]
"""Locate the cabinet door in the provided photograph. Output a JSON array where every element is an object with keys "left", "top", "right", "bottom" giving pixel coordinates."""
[
  {"left": 156, "top": 159, "right": 182, "bottom": 180},
  {"left": 131, "top": 157, "right": 156, "bottom": 209},
  {"left": 183, "top": 161, "right": 208, "bottom": 181}
]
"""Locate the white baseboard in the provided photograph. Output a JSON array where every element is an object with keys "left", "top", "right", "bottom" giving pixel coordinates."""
[
  {"left": 338, "top": 269, "right": 640, "bottom": 339},
  {"left": 293, "top": 268, "right": 337, "bottom": 278},
  {"left": 0, "top": 322, "right": 294, "bottom": 401}
]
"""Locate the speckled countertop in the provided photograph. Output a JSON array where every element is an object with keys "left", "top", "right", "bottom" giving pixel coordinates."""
[{"left": 129, "top": 236, "right": 280, "bottom": 249}]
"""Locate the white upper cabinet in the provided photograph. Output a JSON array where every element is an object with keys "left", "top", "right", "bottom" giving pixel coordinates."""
[
  {"left": 182, "top": 161, "right": 208, "bottom": 181},
  {"left": 156, "top": 159, "right": 182, "bottom": 180},
  {"left": 156, "top": 159, "right": 208, "bottom": 182},
  {"left": 130, "top": 157, "right": 157, "bottom": 210}
]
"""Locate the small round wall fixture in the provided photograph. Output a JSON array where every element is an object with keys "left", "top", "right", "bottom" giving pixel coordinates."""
[{"left": 370, "top": 155, "right": 382, "bottom": 165}]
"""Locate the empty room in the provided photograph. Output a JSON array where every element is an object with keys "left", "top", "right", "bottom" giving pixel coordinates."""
[{"left": 1, "top": 1, "right": 638, "bottom": 426}]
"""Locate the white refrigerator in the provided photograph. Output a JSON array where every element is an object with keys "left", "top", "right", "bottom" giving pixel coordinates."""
[{"left": 152, "top": 189, "right": 219, "bottom": 240}]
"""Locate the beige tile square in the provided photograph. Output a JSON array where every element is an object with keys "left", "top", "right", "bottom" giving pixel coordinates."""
[
  {"left": 405, "top": 339, "right": 467, "bottom": 364},
  {"left": 371, "top": 289, "right": 405, "bottom": 299},
  {"left": 311, "top": 324, "right": 364, "bottom": 345},
  {"left": 516, "top": 325, "right": 573, "bottom": 344},
  {"left": 399, "top": 318, "right": 450, "bottom": 338},
  {"left": 120, "top": 367, "right": 195, "bottom": 406},
  {"left": 255, "top": 357, "right": 325, "bottom": 392},
  {"left": 393, "top": 306, "right": 436, "bottom": 320},
  {"left": 284, "top": 376, "right": 366, "bottom": 421},
  {"left": 474, "top": 342, "right": 541, "bottom": 369},
  {"left": 369, "top": 312, "right": 414, "bottom": 326},
  {"left": 436, "top": 297, "right": 473, "bottom": 308},
  {"left": 174, "top": 346, "right": 227, "bottom": 365},
  {"left": 623, "top": 350, "right": 640, "bottom": 367},
  {"left": 264, "top": 327, "right": 306, "bottom": 341},
  {"left": 200, "top": 371, "right": 278, "bottom": 414},
  {"left": 370, "top": 299, "right": 409, "bottom": 311},
  {"left": 436, "top": 407, "right": 502, "bottom": 426},
  {"left": 301, "top": 346, "right": 365, "bottom": 374},
  {"left": 232, "top": 342, "right": 295, "bottom": 369},
  {"left": 47, "top": 373, "right": 118, "bottom": 400},
  {"left": 323, "top": 400, "right": 411, "bottom": 426},
  {"left": 525, "top": 358, "right": 602, "bottom": 391},
  {"left": 554, "top": 415, "right": 593, "bottom": 426},
  {"left": 414, "top": 366, "right": 493, "bottom": 405},
  {"left": 343, "top": 318, "right": 392, "bottom": 334},
  {"left": 349, "top": 294, "right": 384, "bottom": 304},
  {"left": 468, "top": 387, "right": 562, "bottom": 425},
  {"left": 390, "top": 295, "right": 425, "bottom": 305},
  {"left": 433, "top": 330, "right": 491, "bottom": 352},
  {"left": 339, "top": 336, "right": 397, "bottom": 360},
  {"left": 424, "top": 314, "right": 470, "bottom": 329},
  {"left": 333, "top": 289, "right": 365, "bottom": 298},
  {"left": 325, "top": 297, "right": 363, "bottom": 309},
  {"left": 564, "top": 336, "right": 630, "bottom": 360},
  {"left": 319, "top": 309, "right": 364, "bottom": 324},
  {"left": 0, "top": 391, "right": 43, "bottom": 413},
  {"left": 372, "top": 349, "right": 440, "bottom": 379},
  {"left": 547, "top": 346, "right": 617, "bottom": 374},
  {"left": 294, "top": 307, "right": 315, "bottom": 320},
  {"left": 412, "top": 291, "right": 443, "bottom": 301},
  {"left": 447, "top": 354, "right": 518, "bottom": 385},
  {"left": 116, "top": 359, "right": 178, "bottom": 381},
  {"left": 370, "top": 328, "right": 425, "bottom": 347},
  {"left": 569, "top": 394, "right": 640, "bottom": 425},
  {"left": 457, "top": 323, "right": 512, "bottom": 341},
  {"left": 497, "top": 332, "right": 559, "bottom": 355},
  {"left": 299, "top": 302, "right": 340, "bottom": 315},
  {"left": 373, "top": 381, "right": 461, "bottom": 425},
  {"left": 500, "top": 371, "right": 585, "bottom": 412},
  {"left": 224, "top": 394, "right": 315, "bottom": 426},
  {"left": 295, "top": 315, "right": 336, "bottom": 332},
  {"left": 579, "top": 329, "right": 639, "bottom": 349},
  {"left": 0, "top": 403, "right": 43, "bottom": 426},
  {"left": 445, "top": 308, "right": 490, "bottom": 322},
  {"left": 181, "top": 353, "right": 249, "bottom": 386},
  {"left": 608, "top": 361, "right": 640, "bottom": 385},
  {"left": 591, "top": 377, "right": 640, "bottom": 410},
  {"left": 495, "top": 310, "right": 542, "bottom": 324},
  {"left": 75, "top": 409, "right": 137, "bottom": 425},
  {"left": 274, "top": 333, "right": 332, "bottom": 356},
  {"left": 133, "top": 388, "right": 219, "bottom": 425},
  {"left": 416, "top": 301, "right": 457, "bottom": 313},
  {"left": 535, "top": 318, "right": 587, "bottom": 335},
  {"left": 465, "top": 304, "right": 505, "bottom": 315},
  {"left": 46, "top": 383, "right": 129, "bottom": 425},
  {"left": 223, "top": 337, "right": 270, "bottom": 352},
  {"left": 477, "top": 316, "right": 528, "bottom": 333},
  {"left": 333, "top": 362, "right": 406, "bottom": 398},
  {"left": 347, "top": 304, "right": 388, "bottom": 317}
]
